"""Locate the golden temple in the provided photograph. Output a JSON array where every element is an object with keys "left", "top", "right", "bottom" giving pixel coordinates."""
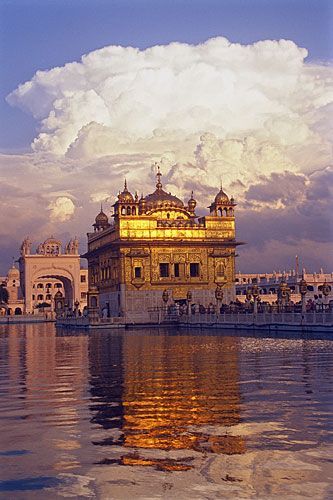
[{"left": 84, "top": 166, "right": 243, "bottom": 322}]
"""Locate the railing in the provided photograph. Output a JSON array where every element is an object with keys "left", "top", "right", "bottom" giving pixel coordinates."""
[{"left": 157, "top": 310, "right": 333, "bottom": 327}]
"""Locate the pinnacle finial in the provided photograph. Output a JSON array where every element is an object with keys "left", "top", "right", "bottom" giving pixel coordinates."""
[
  {"left": 155, "top": 162, "right": 162, "bottom": 190},
  {"left": 124, "top": 178, "right": 128, "bottom": 190}
]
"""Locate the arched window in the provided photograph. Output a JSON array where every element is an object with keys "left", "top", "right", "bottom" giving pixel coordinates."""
[
  {"left": 132, "top": 206, "right": 136, "bottom": 215},
  {"left": 37, "top": 294, "right": 43, "bottom": 300},
  {"left": 127, "top": 206, "right": 131, "bottom": 215},
  {"left": 37, "top": 283, "right": 43, "bottom": 289},
  {"left": 46, "top": 294, "right": 52, "bottom": 300},
  {"left": 218, "top": 208, "right": 223, "bottom": 217}
]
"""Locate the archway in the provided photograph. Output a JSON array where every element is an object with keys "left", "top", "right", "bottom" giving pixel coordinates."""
[
  {"left": 15, "top": 307, "right": 22, "bottom": 315},
  {"left": 31, "top": 273, "right": 75, "bottom": 312}
]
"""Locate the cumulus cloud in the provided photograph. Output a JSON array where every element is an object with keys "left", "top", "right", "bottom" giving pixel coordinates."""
[
  {"left": 48, "top": 196, "right": 75, "bottom": 222},
  {"left": 7, "top": 38, "right": 332, "bottom": 172},
  {"left": 2, "top": 37, "right": 333, "bottom": 273}
]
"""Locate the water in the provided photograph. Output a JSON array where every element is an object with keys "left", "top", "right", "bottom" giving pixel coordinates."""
[{"left": 0, "top": 324, "right": 332, "bottom": 499}]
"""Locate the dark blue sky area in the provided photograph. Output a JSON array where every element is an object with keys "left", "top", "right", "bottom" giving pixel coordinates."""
[{"left": 1, "top": 0, "right": 332, "bottom": 150}]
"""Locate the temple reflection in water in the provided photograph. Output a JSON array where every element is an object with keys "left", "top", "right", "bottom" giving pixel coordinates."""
[
  {"left": 3, "top": 325, "right": 245, "bottom": 476},
  {"left": 88, "top": 329, "right": 246, "bottom": 456}
]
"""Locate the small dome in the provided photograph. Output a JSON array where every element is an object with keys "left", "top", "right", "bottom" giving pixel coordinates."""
[
  {"left": 188, "top": 191, "right": 197, "bottom": 212},
  {"left": 8, "top": 265, "right": 19, "bottom": 279},
  {"left": 214, "top": 186, "right": 230, "bottom": 204},
  {"left": 118, "top": 180, "right": 134, "bottom": 203},
  {"left": 44, "top": 236, "right": 62, "bottom": 246},
  {"left": 95, "top": 209, "right": 108, "bottom": 224}
]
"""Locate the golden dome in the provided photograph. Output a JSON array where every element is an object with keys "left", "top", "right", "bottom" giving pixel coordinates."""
[
  {"left": 214, "top": 186, "right": 230, "bottom": 204},
  {"left": 95, "top": 209, "right": 108, "bottom": 225},
  {"left": 144, "top": 167, "right": 184, "bottom": 210},
  {"left": 188, "top": 191, "right": 197, "bottom": 212},
  {"left": 118, "top": 180, "right": 134, "bottom": 203},
  {"left": 94, "top": 205, "right": 110, "bottom": 230}
]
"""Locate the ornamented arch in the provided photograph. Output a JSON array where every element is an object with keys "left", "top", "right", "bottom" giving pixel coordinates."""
[{"left": 30, "top": 267, "right": 78, "bottom": 311}]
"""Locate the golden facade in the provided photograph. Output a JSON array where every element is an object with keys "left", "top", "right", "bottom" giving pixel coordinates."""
[{"left": 84, "top": 167, "right": 243, "bottom": 321}]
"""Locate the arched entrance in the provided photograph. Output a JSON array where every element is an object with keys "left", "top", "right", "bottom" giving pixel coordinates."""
[
  {"left": 32, "top": 274, "right": 75, "bottom": 312},
  {"left": 19, "top": 238, "right": 82, "bottom": 315}
]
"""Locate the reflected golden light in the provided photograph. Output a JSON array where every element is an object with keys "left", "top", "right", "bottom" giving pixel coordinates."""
[
  {"left": 53, "top": 439, "right": 81, "bottom": 450},
  {"left": 98, "top": 453, "right": 194, "bottom": 472},
  {"left": 121, "top": 335, "right": 246, "bottom": 454}
]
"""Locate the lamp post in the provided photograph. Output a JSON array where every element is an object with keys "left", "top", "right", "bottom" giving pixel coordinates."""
[
  {"left": 162, "top": 289, "right": 169, "bottom": 319},
  {"left": 215, "top": 285, "right": 224, "bottom": 317},
  {"left": 299, "top": 277, "right": 307, "bottom": 315},
  {"left": 251, "top": 284, "right": 259, "bottom": 316},
  {"left": 246, "top": 287, "right": 252, "bottom": 312},
  {"left": 277, "top": 280, "right": 291, "bottom": 312},
  {"left": 74, "top": 299, "right": 80, "bottom": 317},
  {"left": 186, "top": 290, "right": 192, "bottom": 315},
  {"left": 322, "top": 281, "right": 331, "bottom": 310}
]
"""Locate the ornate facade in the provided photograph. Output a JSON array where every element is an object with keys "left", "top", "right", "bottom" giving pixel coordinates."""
[
  {"left": 84, "top": 167, "right": 243, "bottom": 322},
  {"left": 19, "top": 236, "right": 87, "bottom": 314}
]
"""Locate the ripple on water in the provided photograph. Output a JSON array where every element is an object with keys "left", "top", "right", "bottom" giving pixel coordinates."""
[{"left": 0, "top": 324, "right": 332, "bottom": 498}]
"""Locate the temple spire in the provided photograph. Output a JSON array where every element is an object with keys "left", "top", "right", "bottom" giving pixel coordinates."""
[{"left": 155, "top": 162, "right": 162, "bottom": 190}]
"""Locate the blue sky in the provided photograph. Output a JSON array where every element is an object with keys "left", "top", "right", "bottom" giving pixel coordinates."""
[{"left": 1, "top": 0, "right": 332, "bottom": 151}]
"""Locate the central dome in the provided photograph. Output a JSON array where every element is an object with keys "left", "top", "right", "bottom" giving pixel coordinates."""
[{"left": 144, "top": 167, "right": 184, "bottom": 211}]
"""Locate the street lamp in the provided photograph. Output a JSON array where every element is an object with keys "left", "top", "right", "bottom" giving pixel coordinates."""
[
  {"left": 162, "top": 289, "right": 169, "bottom": 304},
  {"left": 322, "top": 281, "right": 331, "bottom": 310},
  {"left": 186, "top": 290, "right": 192, "bottom": 315},
  {"left": 299, "top": 277, "right": 307, "bottom": 314},
  {"left": 277, "top": 280, "right": 291, "bottom": 311},
  {"left": 74, "top": 299, "right": 80, "bottom": 317},
  {"left": 251, "top": 284, "right": 260, "bottom": 315},
  {"left": 215, "top": 285, "right": 224, "bottom": 315},
  {"left": 162, "top": 289, "right": 169, "bottom": 319}
]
